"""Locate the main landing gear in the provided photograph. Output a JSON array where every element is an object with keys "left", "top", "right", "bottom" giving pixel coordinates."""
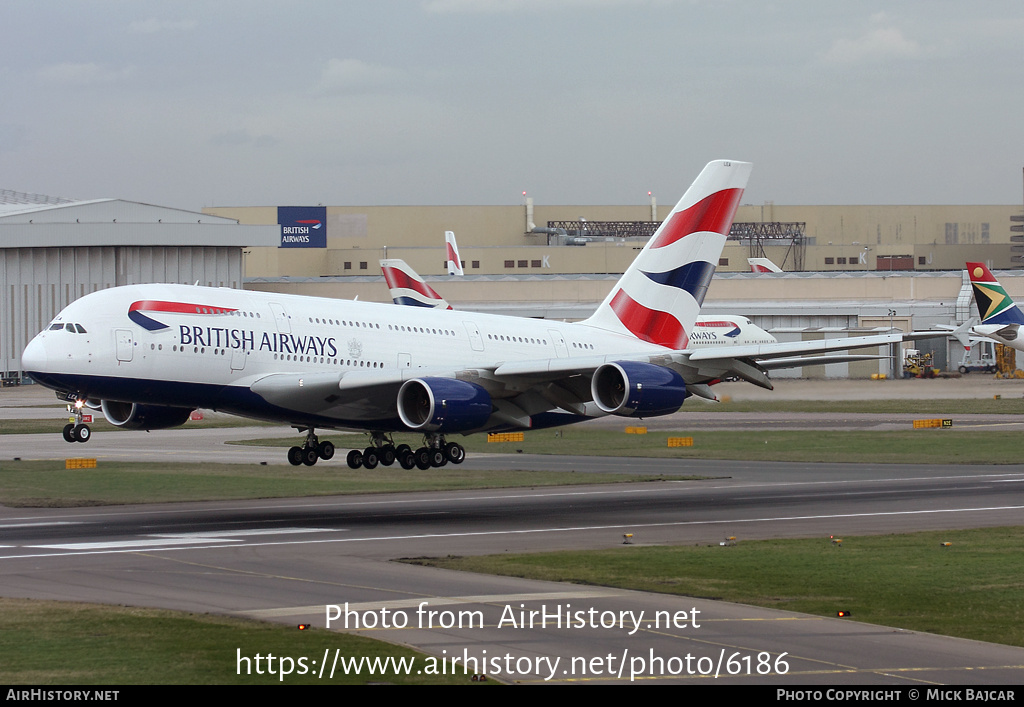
[
  {"left": 287, "top": 428, "right": 335, "bottom": 467},
  {"left": 284, "top": 429, "right": 467, "bottom": 470},
  {"left": 62, "top": 399, "right": 91, "bottom": 443},
  {"left": 398, "top": 434, "right": 466, "bottom": 471}
]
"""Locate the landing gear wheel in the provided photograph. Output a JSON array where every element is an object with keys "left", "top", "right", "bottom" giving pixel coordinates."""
[
  {"left": 347, "top": 449, "right": 363, "bottom": 469},
  {"left": 444, "top": 442, "right": 465, "bottom": 464},
  {"left": 379, "top": 444, "right": 396, "bottom": 466},
  {"left": 414, "top": 447, "right": 432, "bottom": 470},
  {"left": 398, "top": 451, "right": 416, "bottom": 470},
  {"left": 287, "top": 446, "right": 304, "bottom": 466},
  {"left": 362, "top": 447, "right": 379, "bottom": 470},
  {"left": 63, "top": 424, "right": 76, "bottom": 443},
  {"left": 317, "top": 441, "right": 335, "bottom": 460},
  {"left": 396, "top": 444, "right": 411, "bottom": 458},
  {"left": 74, "top": 424, "right": 91, "bottom": 443},
  {"left": 430, "top": 449, "right": 447, "bottom": 467},
  {"left": 302, "top": 447, "right": 319, "bottom": 466}
]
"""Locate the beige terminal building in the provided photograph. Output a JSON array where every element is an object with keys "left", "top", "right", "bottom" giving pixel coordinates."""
[{"left": 203, "top": 200, "right": 1024, "bottom": 377}]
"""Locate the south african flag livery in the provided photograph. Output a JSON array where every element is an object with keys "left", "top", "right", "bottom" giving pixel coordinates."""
[{"left": 967, "top": 262, "right": 1024, "bottom": 326}]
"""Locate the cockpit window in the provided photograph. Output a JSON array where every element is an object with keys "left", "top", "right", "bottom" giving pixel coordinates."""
[
  {"left": 49, "top": 323, "right": 63, "bottom": 331},
  {"left": 74, "top": 324, "right": 87, "bottom": 334},
  {"left": 65, "top": 323, "right": 75, "bottom": 332}
]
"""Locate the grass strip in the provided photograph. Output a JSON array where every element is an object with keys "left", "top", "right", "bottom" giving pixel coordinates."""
[
  {"left": 0, "top": 598, "right": 471, "bottom": 685},
  {"left": 0, "top": 459, "right": 671, "bottom": 507},
  {"left": 413, "top": 526, "right": 1024, "bottom": 647},
  {"left": 237, "top": 428, "right": 1024, "bottom": 465}
]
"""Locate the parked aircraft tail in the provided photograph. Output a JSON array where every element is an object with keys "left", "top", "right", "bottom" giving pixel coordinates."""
[
  {"left": 967, "top": 262, "right": 1024, "bottom": 326},
  {"left": 380, "top": 259, "right": 452, "bottom": 309},
  {"left": 748, "top": 257, "right": 782, "bottom": 273},
  {"left": 445, "top": 231, "right": 464, "bottom": 276}
]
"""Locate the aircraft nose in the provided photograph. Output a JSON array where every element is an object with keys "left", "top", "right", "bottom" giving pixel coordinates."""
[{"left": 21, "top": 334, "right": 48, "bottom": 374}]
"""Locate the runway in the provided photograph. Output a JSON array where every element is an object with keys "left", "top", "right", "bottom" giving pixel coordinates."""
[
  {"left": 1, "top": 450, "right": 1023, "bottom": 684},
  {"left": 3, "top": 382, "right": 1024, "bottom": 683}
]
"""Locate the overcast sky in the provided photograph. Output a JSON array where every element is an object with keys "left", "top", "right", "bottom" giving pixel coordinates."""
[{"left": 2, "top": 1, "right": 1023, "bottom": 210}]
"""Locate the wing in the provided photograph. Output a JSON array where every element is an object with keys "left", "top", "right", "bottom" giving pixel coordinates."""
[{"left": 246, "top": 332, "right": 907, "bottom": 432}]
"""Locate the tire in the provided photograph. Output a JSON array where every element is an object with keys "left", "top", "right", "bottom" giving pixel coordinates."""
[
  {"left": 415, "top": 447, "right": 431, "bottom": 470},
  {"left": 398, "top": 451, "right": 416, "bottom": 470},
  {"left": 445, "top": 442, "right": 465, "bottom": 464},
  {"left": 287, "top": 446, "right": 304, "bottom": 466},
  {"left": 959, "top": 366, "right": 968, "bottom": 374},
  {"left": 74, "top": 424, "right": 91, "bottom": 443},
  {"left": 430, "top": 449, "right": 446, "bottom": 467},
  {"left": 317, "top": 440, "right": 335, "bottom": 460},
  {"left": 363, "top": 447, "right": 379, "bottom": 470},
  {"left": 396, "top": 444, "right": 411, "bottom": 457},
  {"left": 63, "top": 424, "right": 76, "bottom": 443},
  {"left": 302, "top": 447, "right": 319, "bottom": 466},
  {"left": 379, "top": 444, "right": 396, "bottom": 466},
  {"left": 347, "top": 449, "right": 363, "bottom": 469}
]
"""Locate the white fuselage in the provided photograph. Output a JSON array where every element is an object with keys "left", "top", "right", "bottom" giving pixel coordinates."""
[{"left": 23, "top": 283, "right": 676, "bottom": 430}]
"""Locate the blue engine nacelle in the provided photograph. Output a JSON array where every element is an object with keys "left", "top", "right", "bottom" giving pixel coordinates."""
[
  {"left": 591, "top": 361, "right": 687, "bottom": 417},
  {"left": 397, "top": 378, "right": 492, "bottom": 432},
  {"left": 100, "top": 400, "right": 194, "bottom": 430}
]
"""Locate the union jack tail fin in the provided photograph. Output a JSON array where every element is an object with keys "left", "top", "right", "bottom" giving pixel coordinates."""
[
  {"left": 967, "top": 262, "right": 1024, "bottom": 325},
  {"left": 582, "top": 160, "right": 752, "bottom": 349},
  {"left": 748, "top": 257, "right": 781, "bottom": 273},
  {"left": 380, "top": 259, "right": 452, "bottom": 309},
  {"left": 445, "top": 231, "right": 464, "bottom": 276}
]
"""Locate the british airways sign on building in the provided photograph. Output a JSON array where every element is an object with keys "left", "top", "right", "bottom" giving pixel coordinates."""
[{"left": 278, "top": 206, "right": 327, "bottom": 248}]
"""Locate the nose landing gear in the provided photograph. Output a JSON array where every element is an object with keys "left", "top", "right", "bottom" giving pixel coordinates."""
[{"left": 62, "top": 398, "right": 91, "bottom": 443}]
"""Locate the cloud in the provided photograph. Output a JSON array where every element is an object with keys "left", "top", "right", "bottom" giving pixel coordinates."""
[
  {"left": 422, "top": 0, "right": 653, "bottom": 13},
  {"left": 317, "top": 59, "right": 403, "bottom": 93},
  {"left": 37, "top": 62, "right": 135, "bottom": 84},
  {"left": 824, "top": 25, "right": 922, "bottom": 64},
  {"left": 210, "top": 129, "right": 279, "bottom": 148},
  {"left": 128, "top": 19, "right": 198, "bottom": 34},
  {"left": 0, "top": 123, "right": 29, "bottom": 154}
]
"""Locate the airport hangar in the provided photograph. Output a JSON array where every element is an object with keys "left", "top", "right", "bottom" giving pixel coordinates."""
[
  {"left": 205, "top": 200, "right": 1024, "bottom": 377},
  {"left": 0, "top": 190, "right": 279, "bottom": 381}
]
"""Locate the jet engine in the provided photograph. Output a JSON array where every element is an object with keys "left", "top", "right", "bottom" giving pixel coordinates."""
[
  {"left": 397, "top": 378, "right": 492, "bottom": 432},
  {"left": 591, "top": 361, "right": 687, "bottom": 417},
  {"left": 100, "top": 401, "right": 195, "bottom": 430}
]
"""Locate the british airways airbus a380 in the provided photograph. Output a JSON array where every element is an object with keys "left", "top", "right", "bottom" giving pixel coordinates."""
[{"left": 22, "top": 160, "right": 900, "bottom": 470}]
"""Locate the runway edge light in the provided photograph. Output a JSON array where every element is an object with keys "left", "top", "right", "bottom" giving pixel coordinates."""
[
  {"left": 837, "top": 610, "right": 852, "bottom": 618},
  {"left": 297, "top": 623, "right": 310, "bottom": 630}
]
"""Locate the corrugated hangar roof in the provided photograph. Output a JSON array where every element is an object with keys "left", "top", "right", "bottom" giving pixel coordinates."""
[
  {"left": 0, "top": 191, "right": 279, "bottom": 248},
  {"left": 0, "top": 194, "right": 237, "bottom": 224}
]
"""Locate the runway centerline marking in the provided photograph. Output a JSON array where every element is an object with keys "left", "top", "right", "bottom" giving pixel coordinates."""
[
  {"left": 6, "top": 503, "right": 1023, "bottom": 560},
  {"left": 2, "top": 471, "right": 1022, "bottom": 525}
]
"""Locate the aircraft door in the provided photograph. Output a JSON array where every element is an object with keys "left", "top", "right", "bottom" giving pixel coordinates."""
[
  {"left": 230, "top": 346, "right": 246, "bottom": 371},
  {"left": 464, "top": 322, "right": 484, "bottom": 351},
  {"left": 115, "top": 329, "right": 133, "bottom": 362},
  {"left": 269, "top": 302, "right": 291, "bottom": 334},
  {"left": 548, "top": 329, "right": 568, "bottom": 358}
]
